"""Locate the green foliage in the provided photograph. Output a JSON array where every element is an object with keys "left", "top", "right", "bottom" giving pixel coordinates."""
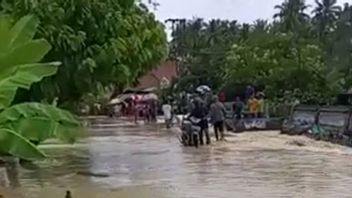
[
  {"left": 225, "top": 33, "right": 339, "bottom": 104},
  {"left": 0, "top": 0, "right": 168, "bottom": 108},
  {"left": 312, "top": 0, "right": 341, "bottom": 41},
  {"left": 0, "top": 129, "right": 46, "bottom": 160},
  {"left": 273, "top": 0, "right": 310, "bottom": 32},
  {"left": 169, "top": 19, "right": 240, "bottom": 92},
  {"left": 169, "top": 0, "right": 352, "bottom": 105},
  {"left": 0, "top": 15, "right": 82, "bottom": 161},
  {"left": 0, "top": 15, "right": 59, "bottom": 109},
  {"left": 328, "top": 4, "right": 352, "bottom": 89},
  {"left": 0, "top": 103, "right": 81, "bottom": 143}
]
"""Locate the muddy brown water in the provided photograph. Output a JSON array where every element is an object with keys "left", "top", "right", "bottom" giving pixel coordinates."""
[{"left": 2, "top": 116, "right": 352, "bottom": 198}]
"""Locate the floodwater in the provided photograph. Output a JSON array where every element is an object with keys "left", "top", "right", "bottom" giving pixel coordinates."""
[{"left": 2, "top": 116, "right": 352, "bottom": 198}]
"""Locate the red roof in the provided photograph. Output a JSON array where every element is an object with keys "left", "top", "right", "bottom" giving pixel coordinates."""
[{"left": 137, "top": 61, "right": 177, "bottom": 89}]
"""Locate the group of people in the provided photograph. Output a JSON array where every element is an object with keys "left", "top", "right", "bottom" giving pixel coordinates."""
[
  {"left": 162, "top": 85, "right": 267, "bottom": 145},
  {"left": 134, "top": 99, "right": 158, "bottom": 123},
  {"left": 113, "top": 96, "right": 158, "bottom": 123},
  {"left": 183, "top": 94, "right": 227, "bottom": 145},
  {"left": 232, "top": 86, "right": 266, "bottom": 119}
]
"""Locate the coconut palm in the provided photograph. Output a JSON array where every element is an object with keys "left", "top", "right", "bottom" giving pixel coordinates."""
[
  {"left": 274, "top": 0, "right": 310, "bottom": 32},
  {"left": 252, "top": 20, "right": 270, "bottom": 33},
  {"left": 312, "top": 0, "right": 341, "bottom": 40}
]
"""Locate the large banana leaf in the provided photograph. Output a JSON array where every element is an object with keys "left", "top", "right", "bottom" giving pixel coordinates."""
[
  {"left": 4, "top": 117, "right": 54, "bottom": 143},
  {"left": 0, "top": 15, "right": 84, "bottom": 161},
  {"left": 0, "top": 15, "right": 11, "bottom": 55},
  {"left": 0, "top": 103, "right": 83, "bottom": 143},
  {"left": 0, "top": 14, "right": 57, "bottom": 109},
  {"left": 0, "top": 62, "right": 60, "bottom": 110},
  {"left": 0, "top": 39, "right": 52, "bottom": 78},
  {"left": 4, "top": 118, "right": 81, "bottom": 144},
  {"left": 0, "top": 15, "right": 39, "bottom": 55},
  {"left": 0, "top": 129, "right": 46, "bottom": 161}
]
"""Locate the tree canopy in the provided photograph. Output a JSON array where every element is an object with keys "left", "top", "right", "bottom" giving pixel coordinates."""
[
  {"left": 168, "top": 0, "right": 352, "bottom": 104},
  {"left": 0, "top": 0, "right": 168, "bottom": 110}
]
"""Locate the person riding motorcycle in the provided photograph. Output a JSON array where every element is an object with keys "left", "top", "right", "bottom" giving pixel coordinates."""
[{"left": 190, "top": 97, "right": 211, "bottom": 145}]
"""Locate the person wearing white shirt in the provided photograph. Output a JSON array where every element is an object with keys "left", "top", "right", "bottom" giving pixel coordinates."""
[{"left": 162, "top": 102, "right": 172, "bottom": 128}]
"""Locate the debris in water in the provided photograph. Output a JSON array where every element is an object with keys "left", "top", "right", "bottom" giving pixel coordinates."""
[
  {"left": 65, "top": 190, "right": 72, "bottom": 198},
  {"left": 287, "top": 140, "right": 306, "bottom": 147},
  {"left": 76, "top": 171, "right": 109, "bottom": 178}
]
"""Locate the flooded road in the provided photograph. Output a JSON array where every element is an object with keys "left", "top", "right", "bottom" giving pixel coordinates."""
[{"left": 3, "top": 116, "right": 352, "bottom": 198}]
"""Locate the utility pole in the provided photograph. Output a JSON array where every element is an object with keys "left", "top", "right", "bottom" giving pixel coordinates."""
[{"left": 164, "top": 18, "right": 186, "bottom": 75}]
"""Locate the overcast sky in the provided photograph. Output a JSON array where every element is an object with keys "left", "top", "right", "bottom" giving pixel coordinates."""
[{"left": 149, "top": 0, "right": 351, "bottom": 23}]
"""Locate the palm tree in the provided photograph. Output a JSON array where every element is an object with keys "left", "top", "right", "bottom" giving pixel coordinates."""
[
  {"left": 252, "top": 20, "right": 270, "bottom": 33},
  {"left": 312, "top": 0, "right": 341, "bottom": 41},
  {"left": 339, "top": 3, "right": 352, "bottom": 23},
  {"left": 240, "top": 23, "right": 250, "bottom": 41},
  {"left": 274, "top": 0, "right": 310, "bottom": 32}
]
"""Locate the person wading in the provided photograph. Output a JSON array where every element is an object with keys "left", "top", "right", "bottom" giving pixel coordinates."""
[
  {"left": 162, "top": 100, "right": 172, "bottom": 128},
  {"left": 248, "top": 95, "right": 259, "bottom": 118},
  {"left": 232, "top": 96, "right": 244, "bottom": 119},
  {"left": 190, "top": 97, "right": 210, "bottom": 145},
  {"left": 210, "top": 96, "right": 226, "bottom": 141},
  {"left": 257, "top": 92, "right": 265, "bottom": 118}
]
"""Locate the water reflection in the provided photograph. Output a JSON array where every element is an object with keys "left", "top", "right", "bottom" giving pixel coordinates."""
[{"left": 4, "top": 117, "right": 352, "bottom": 198}]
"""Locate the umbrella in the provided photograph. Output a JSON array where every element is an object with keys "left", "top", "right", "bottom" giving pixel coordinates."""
[
  {"left": 117, "top": 94, "right": 133, "bottom": 101},
  {"left": 108, "top": 98, "right": 121, "bottom": 105},
  {"left": 142, "top": 87, "right": 157, "bottom": 93},
  {"left": 122, "top": 88, "right": 139, "bottom": 94},
  {"left": 141, "top": 93, "right": 158, "bottom": 101},
  {"left": 131, "top": 94, "right": 143, "bottom": 101}
]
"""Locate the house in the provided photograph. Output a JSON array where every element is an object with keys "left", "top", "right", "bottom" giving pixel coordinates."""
[{"left": 137, "top": 60, "right": 177, "bottom": 89}]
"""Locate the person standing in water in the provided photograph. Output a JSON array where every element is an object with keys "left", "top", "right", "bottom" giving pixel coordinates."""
[
  {"left": 162, "top": 100, "right": 172, "bottom": 128},
  {"left": 232, "top": 96, "right": 244, "bottom": 119},
  {"left": 248, "top": 95, "right": 259, "bottom": 118},
  {"left": 210, "top": 96, "right": 226, "bottom": 141},
  {"left": 218, "top": 91, "right": 226, "bottom": 103},
  {"left": 257, "top": 92, "right": 265, "bottom": 118},
  {"left": 190, "top": 97, "right": 211, "bottom": 145},
  {"left": 245, "top": 85, "right": 255, "bottom": 103}
]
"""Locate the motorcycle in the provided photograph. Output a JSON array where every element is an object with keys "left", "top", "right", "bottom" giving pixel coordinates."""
[{"left": 179, "top": 115, "right": 201, "bottom": 148}]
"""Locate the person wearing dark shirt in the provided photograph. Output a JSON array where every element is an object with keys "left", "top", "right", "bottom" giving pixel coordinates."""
[
  {"left": 190, "top": 98, "right": 210, "bottom": 145},
  {"left": 245, "top": 85, "right": 255, "bottom": 102},
  {"left": 233, "top": 97, "right": 244, "bottom": 119}
]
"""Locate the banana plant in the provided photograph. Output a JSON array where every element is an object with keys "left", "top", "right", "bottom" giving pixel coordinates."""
[{"left": 0, "top": 15, "right": 83, "bottom": 161}]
